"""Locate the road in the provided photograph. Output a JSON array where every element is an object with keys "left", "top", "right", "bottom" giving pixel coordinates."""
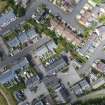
[
  {"left": 78, "top": 39, "right": 105, "bottom": 75},
  {"left": 39, "top": 0, "right": 87, "bottom": 31}
]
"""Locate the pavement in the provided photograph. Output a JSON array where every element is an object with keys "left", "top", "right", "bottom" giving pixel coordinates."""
[{"left": 57, "top": 61, "right": 81, "bottom": 87}]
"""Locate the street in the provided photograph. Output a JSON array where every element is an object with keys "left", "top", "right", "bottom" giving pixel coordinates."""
[{"left": 39, "top": 0, "right": 87, "bottom": 31}]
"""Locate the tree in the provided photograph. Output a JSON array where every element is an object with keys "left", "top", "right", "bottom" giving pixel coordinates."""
[
  {"left": 93, "top": 0, "right": 102, "bottom": 4},
  {"left": 98, "top": 15, "right": 105, "bottom": 25}
]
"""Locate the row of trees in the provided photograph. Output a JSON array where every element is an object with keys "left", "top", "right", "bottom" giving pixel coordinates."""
[
  {"left": 27, "top": 19, "right": 86, "bottom": 64},
  {"left": 1, "top": 0, "right": 26, "bottom": 17},
  {"left": 75, "top": 97, "right": 105, "bottom": 105}
]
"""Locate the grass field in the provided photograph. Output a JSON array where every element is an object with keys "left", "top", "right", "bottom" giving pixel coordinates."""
[
  {"left": 0, "top": 92, "right": 8, "bottom": 105},
  {"left": 0, "top": 0, "right": 8, "bottom": 13},
  {"left": 0, "top": 85, "right": 16, "bottom": 105}
]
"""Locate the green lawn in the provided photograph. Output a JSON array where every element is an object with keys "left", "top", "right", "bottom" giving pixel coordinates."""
[
  {"left": 0, "top": 93, "right": 8, "bottom": 105},
  {"left": 0, "top": 85, "right": 16, "bottom": 105},
  {"left": 3, "top": 32, "right": 17, "bottom": 41},
  {"left": 9, "top": 82, "right": 26, "bottom": 94},
  {"left": 0, "top": 0, "right": 8, "bottom": 13}
]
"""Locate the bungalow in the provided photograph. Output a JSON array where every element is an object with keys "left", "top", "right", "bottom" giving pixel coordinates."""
[
  {"left": 26, "top": 29, "right": 39, "bottom": 40},
  {"left": 0, "top": 58, "right": 29, "bottom": 85},
  {"left": 7, "top": 37, "right": 20, "bottom": 48},
  {"left": 55, "top": 84, "right": 71, "bottom": 103},
  {"left": 43, "top": 75, "right": 61, "bottom": 89},
  {"left": 45, "top": 57, "right": 68, "bottom": 74},
  {"left": 46, "top": 41, "right": 57, "bottom": 53},
  {"left": 35, "top": 39, "right": 57, "bottom": 57},
  {"left": 25, "top": 75, "right": 40, "bottom": 91},
  {"left": 72, "top": 84, "right": 83, "bottom": 96},
  {"left": 0, "top": 11, "right": 16, "bottom": 27},
  {"left": 79, "top": 79, "right": 91, "bottom": 91},
  {"left": 36, "top": 46, "right": 49, "bottom": 57},
  {"left": 15, "top": 0, "right": 30, "bottom": 8},
  {"left": 32, "top": 100, "right": 44, "bottom": 105},
  {"left": 18, "top": 32, "right": 28, "bottom": 44},
  {"left": 7, "top": 29, "right": 40, "bottom": 48}
]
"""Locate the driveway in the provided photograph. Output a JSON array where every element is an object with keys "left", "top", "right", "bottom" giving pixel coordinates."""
[{"left": 57, "top": 61, "right": 81, "bottom": 88}]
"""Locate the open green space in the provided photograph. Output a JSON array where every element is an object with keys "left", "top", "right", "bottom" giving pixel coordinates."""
[
  {"left": 0, "top": 92, "right": 8, "bottom": 105},
  {"left": 0, "top": 0, "right": 8, "bottom": 13},
  {"left": 98, "top": 15, "right": 105, "bottom": 25},
  {"left": 76, "top": 97, "right": 105, "bottom": 105},
  {"left": 3, "top": 32, "right": 17, "bottom": 41},
  {"left": 0, "top": 85, "right": 16, "bottom": 105},
  {"left": 92, "top": 0, "right": 103, "bottom": 4},
  {"left": 8, "top": 82, "right": 25, "bottom": 94}
]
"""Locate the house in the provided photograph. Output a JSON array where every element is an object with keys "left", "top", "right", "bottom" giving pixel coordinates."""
[
  {"left": 31, "top": 100, "right": 44, "bottom": 105},
  {"left": 45, "top": 56, "right": 68, "bottom": 74},
  {"left": 15, "top": 0, "right": 30, "bottom": 8},
  {"left": 25, "top": 75, "right": 40, "bottom": 91},
  {"left": 7, "top": 29, "right": 40, "bottom": 48},
  {"left": 0, "top": 11, "right": 16, "bottom": 27},
  {"left": 35, "top": 39, "right": 57, "bottom": 57},
  {"left": 18, "top": 32, "right": 28, "bottom": 44},
  {"left": 42, "top": 95, "right": 54, "bottom": 105},
  {"left": 55, "top": 84, "right": 71, "bottom": 103},
  {"left": 7, "top": 37, "right": 20, "bottom": 48},
  {"left": 91, "top": 78, "right": 105, "bottom": 89},
  {"left": 92, "top": 59, "right": 105, "bottom": 73},
  {"left": 79, "top": 79, "right": 91, "bottom": 91},
  {"left": 0, "top": 58, "right": 29, "bottom": 85},
  {"left": 18, "top": 100, "right": 30, "bottom": 105},
  {"left": 26, "top": 29, "right": 39, "bottom": 40},
  {"left": 46, "top": 40, "right": 57, "bottom": 53},
  {"left": 36, "top": 45, "right": 49, "bottom": 57},
  {"left": 43, "top": 75, "right": 61, "bottom": 89},
  {"left": 72, "top": 84, "right": 83, "bottom": 96}
]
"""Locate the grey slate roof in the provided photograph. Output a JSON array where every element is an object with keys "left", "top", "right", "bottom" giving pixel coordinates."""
[
  {"left": 7, "top": 29, "right": 39, "bottom": 47},
  {"left": 0, "top": 58, "right": 29, "bottom": 84},
  {"left": 7, "top": 37, "right": 20, "bottom": 47},
  {"left": 27, "top": 29, "right": 38, "bottom": 40},
  {"left": 45, "top": 57, "right": 67, "bottom": 73},
  {"left": 0, "top": 70, "right": 15, "bottom": 84},
  {"left": 18, "top": 32, "right": 28, "bottom": 44},
  {"left": 0, "top": 11, "right": 16, "bottom": 27},
  {"left": 46, "top": 41, "right": 57, "bottom": 52},
  {"left": 43, "top": 75, "right": 61, "bottom": 89}
]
